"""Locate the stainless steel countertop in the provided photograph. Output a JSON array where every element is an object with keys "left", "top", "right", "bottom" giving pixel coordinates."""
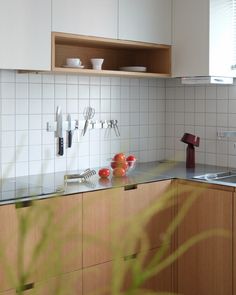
[{"left": 0, "top": 161, "right": 233, "bottom": 206}]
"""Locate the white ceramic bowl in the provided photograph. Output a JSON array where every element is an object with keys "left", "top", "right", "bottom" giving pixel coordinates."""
[
  {"left": 66, "top": 58, "right": 81, "bottom": 67},
  {"left": 91, "top": 58, "right": 104, "bottom": 70}
]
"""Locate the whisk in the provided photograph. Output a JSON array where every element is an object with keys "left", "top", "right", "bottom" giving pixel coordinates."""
[{"left": 64, "top": 169, "right": 96, "bottom": 183}]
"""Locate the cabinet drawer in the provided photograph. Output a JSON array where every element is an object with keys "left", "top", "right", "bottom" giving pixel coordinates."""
[
  {"left": 123, "top": 180, "right": 174, "bottom": 255},
  {"left": 123, "top": 247, "right": 173, "bottom": 293},
  {"left": 83, "top": 188, "right": 123, "bottom": 267},
  {"left": 0, "top": 195, "right": 82, "bottom": 291}
]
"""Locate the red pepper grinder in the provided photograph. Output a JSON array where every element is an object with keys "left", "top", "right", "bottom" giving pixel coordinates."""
[{"left": 181, "top": 133, "right": 200, "bottom": 169}]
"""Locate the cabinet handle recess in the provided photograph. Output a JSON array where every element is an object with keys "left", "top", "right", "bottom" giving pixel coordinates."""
[
  {"left": 15, "top": 200, "right": 33, "bottom": 209},
  {"left": 124, "top": 184, "right": 138, "bottom": 191},
  {"left": 16, "top": 282, "right": 34, "bottom": 293},
  {"left": 124, "top": 253, "right": 137, "bottom": 261}
]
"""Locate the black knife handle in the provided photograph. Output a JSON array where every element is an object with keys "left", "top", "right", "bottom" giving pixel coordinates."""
[
  {"left": 68, "top": 130, "right": 72, "bottom": 148},
  {"left": 58, "top": 137, "right": 64, "bottom": 156}
]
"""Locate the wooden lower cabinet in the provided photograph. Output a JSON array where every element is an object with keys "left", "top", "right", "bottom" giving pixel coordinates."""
[
  {"left": 2, "top": 178, "right": 234, "bottom": 295},
  {"left": 0, "top": 270, "right": 82, "bottom": 295},
  {"left": 83, "top": 188, "right": 123, "bottom": 267},
  {"left": 0, "top": 289, "right": 32, "bottom": 295},
  {"left": 34, "top": 195, "right": 82, "bottom": 281},
  {"left": 0, "top": 194, "right": 82, "bottom": 292},
  {"left": 176, "top": 181, "right": 233, "bottom": 295},
  {"left": 0, "top": 204, "right": 37, "bottom": 292},
  {"left": 234, "top": 193, "right": 236, "bottom": 295},
  {"left": 123, "top": 247, "right": 173, "bottom": 293},
  {"left": 123, "top": 180, "right": 174, "bottom": 255},
  {"left": 83, "top": 180, "right": 174, "bottom": 267},
  {"left": 83, "top": 261, "right": 113, "bottom": 295},
  {"left": 0, "top": 204, "right": 18, "bottom": 291},
  {"left": 83, "top": 247, "right": 173, "bottom": 295},
  {"left": 34, "top": 270, "right": 82, "bottom": 295}
]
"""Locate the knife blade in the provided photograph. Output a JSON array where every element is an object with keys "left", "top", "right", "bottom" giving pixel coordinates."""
[
  {"left": 68, "top": 114, "right": 72, "bottom": 148},
  {"left": 56, "top": 106, "right": 64, "bottom": 156}
]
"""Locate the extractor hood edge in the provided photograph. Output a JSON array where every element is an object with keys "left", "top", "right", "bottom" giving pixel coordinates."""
[{"left": 181, "top": 76, "right": 233, "bottom": 85}]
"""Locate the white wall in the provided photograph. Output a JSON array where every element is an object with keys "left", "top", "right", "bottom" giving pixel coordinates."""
[
  {"left": 0, "top": 70, "right": 166, "bottom": 178},
  {"left": 165, "top": 78, "right": 236, "bottom": 168}
]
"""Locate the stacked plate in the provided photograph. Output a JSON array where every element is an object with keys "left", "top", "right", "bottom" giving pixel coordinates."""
[{"left": 119, "top": 66, "right": 147, "bottom": 72}]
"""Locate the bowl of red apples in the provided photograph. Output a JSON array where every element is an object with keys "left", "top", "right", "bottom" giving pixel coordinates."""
[{"left": 110, "top": 153, "right": 137, "bottom": 177}]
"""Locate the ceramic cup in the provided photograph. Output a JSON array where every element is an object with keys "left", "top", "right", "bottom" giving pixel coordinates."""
[
  {"left": 66, "top": 58, "right": 81, "bottom": 67},
  {"left": 91, "top": 58, "right": 104, "bottom": 70}
]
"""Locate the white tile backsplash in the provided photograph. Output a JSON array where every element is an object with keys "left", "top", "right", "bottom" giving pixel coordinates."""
[
  {"left": 165, "top": 78, "right": 236, "bottom": 168},
  {"left": 4, "top": 71, "right": 236, "bottom": 178},
  {"left": 0, "top": 70, "right": 166, "bottom": 177}
]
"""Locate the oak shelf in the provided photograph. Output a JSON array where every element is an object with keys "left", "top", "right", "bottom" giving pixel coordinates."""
[{"left": 52, "top": 32, "right": 171, "bottom": 78}]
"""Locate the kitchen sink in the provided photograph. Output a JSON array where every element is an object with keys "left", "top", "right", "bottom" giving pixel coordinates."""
[{"left": 193, "top": 171, "right": 236, "bottom": 184}]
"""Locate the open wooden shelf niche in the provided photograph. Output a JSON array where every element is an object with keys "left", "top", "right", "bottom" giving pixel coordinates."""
[{"left": 52, "top": 32, "right": 171, "bottom": 78}]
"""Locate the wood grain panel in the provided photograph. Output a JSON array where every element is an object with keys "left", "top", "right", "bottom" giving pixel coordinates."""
[
  {"left": 233, "top": 193, "right": 236, "bottom": 295},
  {"left": 0, "top": 204, "right": 37, "bottom": 292},
  {"left": 122, "top": 180, "right": 174, "bottom": 255},
  {"left": 34, "top": 270, "right": 82, "bottom": 295},
  {"left": 123, "top": 248, "right": 173, "bottom": 293},
  {"left": 83, "top": 188, "right": 123, "bottom": 267},
  {"left": 34, "top": 195, "right": 82, "bottom": 281},
  {"left": 176, "top": 183, "right": 233, "bottom": 295},
  {"left": 83, "top": 261, "right": 113, "bottom": 295},
  {"left": 0, "top": 205, "right": 18, "bottom": 291}
]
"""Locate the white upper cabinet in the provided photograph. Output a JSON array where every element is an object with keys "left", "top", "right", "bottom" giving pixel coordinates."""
[
  {"left": 52, "top": 0, "right": 118, "bottom": 39},
  {"left": 118, "top": 0, "right": 172, "bottom": 45},
  {"left": 0, "top": 0, "right": 51, "bottom": 71},
  {"left": 172, "top": 0, "right": 234, "bottom": 77}
]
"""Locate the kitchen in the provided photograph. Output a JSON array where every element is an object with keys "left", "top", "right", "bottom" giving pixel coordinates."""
[{"left": 0, "top": 0, "right": 236, "bottom": 294}]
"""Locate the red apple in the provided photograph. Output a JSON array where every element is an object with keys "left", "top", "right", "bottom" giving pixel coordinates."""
[
  {"left": 113, "top": 167, "right": 126, "bottom": 177},
  {"left": 98, "top": 168, "right": 110, "bottom": 178},
  {"left": 113, "top": 153, "right": 126, "bottom": 163}
]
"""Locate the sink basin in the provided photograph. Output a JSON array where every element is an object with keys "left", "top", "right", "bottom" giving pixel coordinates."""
[{"left": 193, "top": 171, "right": 236, "bottom": 184}]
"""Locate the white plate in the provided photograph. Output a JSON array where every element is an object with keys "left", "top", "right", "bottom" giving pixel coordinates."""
[
  {"left": 62, "top": 65, "right": 85, "bottom": 69},
  {"left": 119, "top": 66, "right": 147, "bottom": 72}
]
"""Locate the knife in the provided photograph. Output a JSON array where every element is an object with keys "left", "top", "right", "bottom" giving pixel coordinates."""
[
  {"left": 68, "top": 114, "right": 72, "bottom": 148},
  {"left": 56, "top": 106, "right": 64, "bottom": 156}
]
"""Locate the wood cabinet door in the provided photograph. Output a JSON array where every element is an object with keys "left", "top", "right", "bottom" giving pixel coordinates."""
[
  {"left": 119, "top": 0, "right": 172, "bottom": 44},
  {"left": 0, "top": 204, "right": 18, "bottom": 292},
  {"left": 0, "top": 203, "right": 37, "bottom": 292},
  {"left": 83, "top": 248, "right": 173, "bottom": 295},
  {"left": 0, "top": 195, "right": 82, "bottom": 292},
  {"left": 34, "top": 195, "right": 82, "bottom": 281},
  {"left": 123, "top": 248, "right": 173, "bottom": 293},
  {"left": 176, "top": 182, "right": 233, "bottom": 295},
  {"left": 1, "top": 270, "right": 82, "bottom": 295},
  {"left": 234, "top": 193, "right": 236, "bottom": 295},
  {"left": 52, "top": 0, "right": 118, "bottom": 39},
  {"left": 122, "top": 180, "right": 174, "bottom": 256},
  {"left": 83, "top": 261, "right": 113, "bottom": 295},
  {"left": 0, "top": 0, "right": 51, "bottom": 70},
  {"left": 34, "top": 270, "right": 82, "bottom": 295},
  {"left": 1, "top": 289, "right": 33, "bottom": 295},
  {"left": 83, "top": 188, "right": 123, "bottom": 268}
]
